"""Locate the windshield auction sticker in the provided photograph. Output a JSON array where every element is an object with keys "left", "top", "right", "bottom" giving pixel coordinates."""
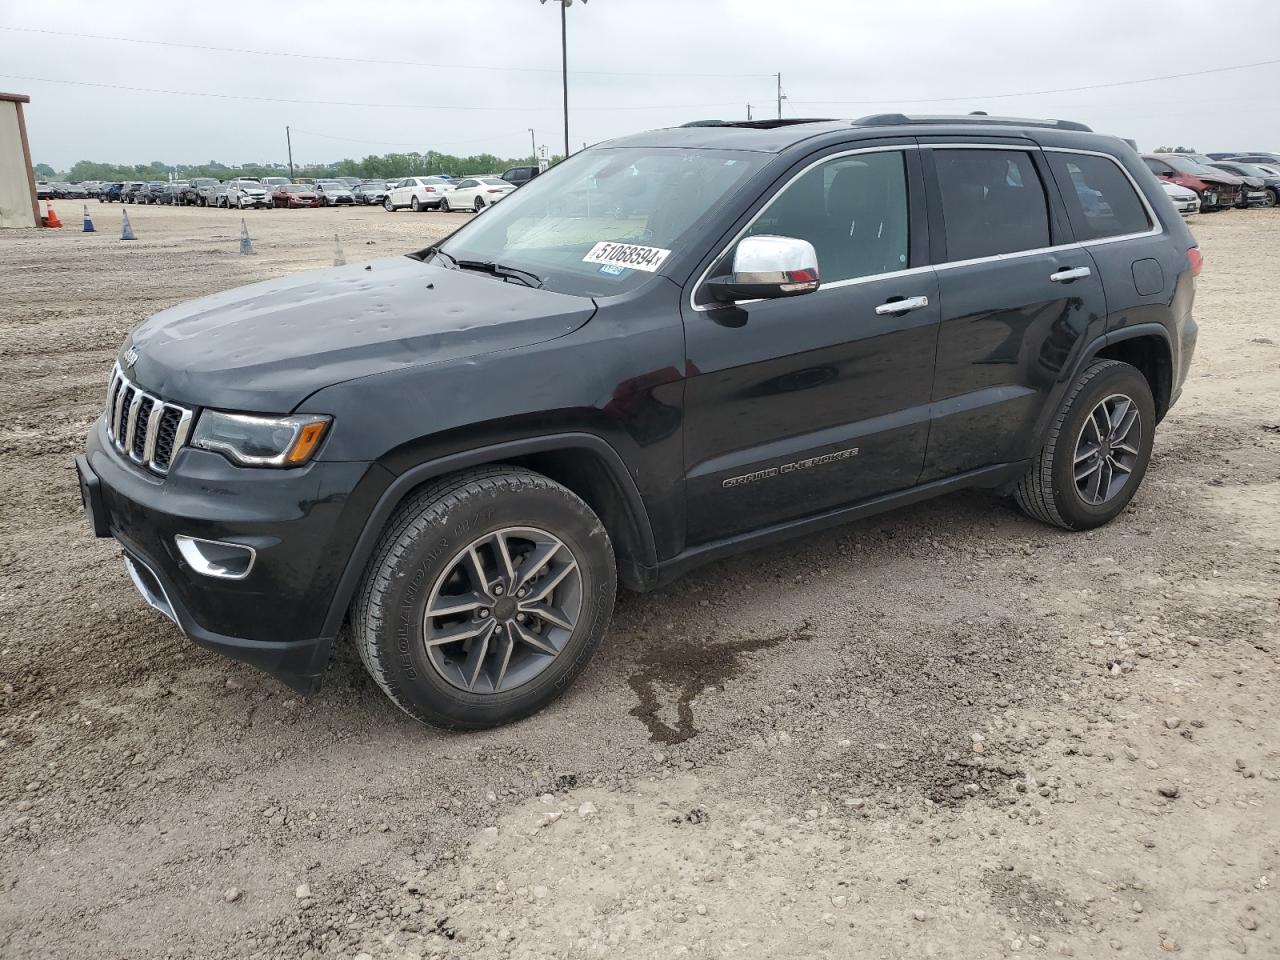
[{"left": 582, "top": 241, "right": 672, "bottom": 273}]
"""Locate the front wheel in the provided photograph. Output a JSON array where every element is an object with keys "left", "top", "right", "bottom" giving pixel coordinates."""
[
  {"left": 384, "top": 197, "right": 394, "bottom": 212},
  {"left": 1014, "top": 359, "right": 1155, "bottom": 530},
  {"left": 439, "top": 197, "right": 451, "bottom": 213},
  {"left": 353, "top": 467, "right": 617, "bottom": 730},
  {"left": 1264, "top": 188, "right": 1279, "bottom": 209}
]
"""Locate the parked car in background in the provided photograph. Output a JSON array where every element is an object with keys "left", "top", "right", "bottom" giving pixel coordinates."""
[
  {"left": 501, "top": 165, "right": 541, "bottom": 187},
  {"left": 261, "top": 177, "right": 290, "bottom": 191},
  {"left": 384, "top": 176, "right": 452, "bottom": 212},
  {"left": 82, "top": 181, "right": 103, "bottom": 198},
  {"left": 337, "top": 176, "right": 363, "bottom": 189},
  {"left": 122, "top": 182, "right": 147, "bottom": 203},
  {"left": 314, "top": 180, "right": 356, "bottom": 206},
  {"left": 159, "top": 182, "right": 190, "bottom": 205},
  {"left": 181, "top": 178, "right": 220, "bottom": 206},
  {"left": 1142, "top": 154, "right": 1243, "bottom": 211},
  {"left": 440, "top": 177, "right": 515, "bottom": 212},
  {"left": 1160, "top": 180, "right": 1200, "bottom": 216},
  {"left": 195, "top": 181, "right": 223, "bottom": 207},
  {"left": 36, "top": 182, "right": 52, "bottom": 200},
  {"left": 60, "top": 183, "right": 89, "bottom": 200},
  {"left": 98, "top": 182, "right": 126, "bottom": 203},
  {"left": 352, "top": 181, "right": 388, "bottom": 205},
  {"left": 208, "top": 184, "right": 231, "bottom": 208},
  {"left": 271, "top": 183, "right": 321, "bottom": 208},
  {"left": 138, "top": 182, "right": 170, "bottom": 205},
  {"left": 1208, "top": 152, "right": 1280, "bottom": 164},
  {"left": 226, "top": 179, "right": 271, "bottom": 209},
  {"left": 1207, "top": 160, "right": 1279, "bottom": 207}
]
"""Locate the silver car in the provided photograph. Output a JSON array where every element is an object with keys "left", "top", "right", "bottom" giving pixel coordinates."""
[
  {"left": 314, "top": 180, "right": 356, "bottom": 206},
  {"left": 226, "top": 179, "right": 271, "bottom": 210}
]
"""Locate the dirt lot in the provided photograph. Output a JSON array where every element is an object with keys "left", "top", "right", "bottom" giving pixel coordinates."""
[{"left": 1, "top": 204, "right": 1277, "bottom": 960}]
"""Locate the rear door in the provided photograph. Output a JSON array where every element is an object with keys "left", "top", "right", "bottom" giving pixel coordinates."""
[{"left": 918, "top": 142, "right": 1108, "bottom": 481}]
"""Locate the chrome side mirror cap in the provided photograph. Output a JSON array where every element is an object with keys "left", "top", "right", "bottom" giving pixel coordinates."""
[{"left": 706, "top": 234, "right": 820, "bottom": 303}]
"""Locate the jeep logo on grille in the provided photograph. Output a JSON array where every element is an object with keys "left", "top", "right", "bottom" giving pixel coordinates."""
[{"left": 122, "top": 346, "right": 139, "bottom": 367}]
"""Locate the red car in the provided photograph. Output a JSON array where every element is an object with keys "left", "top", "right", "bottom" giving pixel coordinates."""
[
  {"left": 272, "top": 184, "right": 321, "bottom": 208},
  {"left": 1141, "top": 154, "right": 1244, "bottom": 212}
]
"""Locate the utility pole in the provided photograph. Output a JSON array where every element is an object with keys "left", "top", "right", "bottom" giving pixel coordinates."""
[
  {"left": 528, "top": 128, "right": 536, "bottom": 164},
  {"left": 746, "top": 103, "right": 753, "bottom": 121},
  {"left": 776, "top": 73, "right": 784, "bottom": 119},
  {"left": 285, "top": 125, "right": 294, "bottom": 180},
  {"left": 541, "top": 0, "right": 584, "bottom": 159}
]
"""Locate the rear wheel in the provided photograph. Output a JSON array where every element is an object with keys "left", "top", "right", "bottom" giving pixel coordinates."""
[
  {"left": 353, "top": 467, "right": 616, "bottom": 729},
  {"left": 410, "top": 196, "right": 421, "bottom": 212},
  {"left": 474, "top": 197, "right": 485, "bottom": 212},
  {"left": 1014, "top": 359, "right": 1155, "bottom": 530}
]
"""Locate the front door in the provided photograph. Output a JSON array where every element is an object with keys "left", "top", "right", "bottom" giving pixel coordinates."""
[{"left": 682, "top": 145, "right": 939, "bottom": 545}]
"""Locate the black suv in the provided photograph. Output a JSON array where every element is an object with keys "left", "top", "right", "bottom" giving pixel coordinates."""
[
  {"left": 501, "top": 165, "right": 542, "bottom": 186},
  {"left": 77, "top": 115, "right": 1199, "bottom": 729}
]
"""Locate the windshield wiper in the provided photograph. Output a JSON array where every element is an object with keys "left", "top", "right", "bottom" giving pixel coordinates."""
[
  {"left": 455, "top": 259, "right": 543, "bottom": 289},
  {"left": 424, "top": 246, "right": 456, "bottom": 267}
]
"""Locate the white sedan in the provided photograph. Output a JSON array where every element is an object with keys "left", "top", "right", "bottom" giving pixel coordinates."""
[
  {"left": 385, "top": 176, "right": 452, "bottom": 212},
  {"left": 1160, "top": 180, "right": 1200, "bottom": 216},
  {"left": 440, "top": 177, "right": 515, "bottom": 213}
]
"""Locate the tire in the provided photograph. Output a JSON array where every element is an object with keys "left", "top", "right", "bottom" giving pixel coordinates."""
[
  {"left": 474, "top": 197, "right": 485, "bottom": 212},
  {"left": 1265, "top": 188, "right": 1279, "bottom": 208},
  {"left": 439, "top": 197, "right": 451, "bottom": 213},
  {"left": 411, "top": 196, "right": 421, "bottom": 212},
  {"left": 353, "top": 466, "right": 617, "bottom": 730},
  {"left": 1014, "top": 359, "right": 1156, "bottom": 531},
  {"left": 384, "top": 197, "right": 394, "bottom": 212}
]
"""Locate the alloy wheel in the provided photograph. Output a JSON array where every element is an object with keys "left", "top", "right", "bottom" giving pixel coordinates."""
[
  {"left": 1073, "top": 393, "right": 1142, "bottom": 505},
  {"left": 422, "top": 527, "right": 583, "bottom": 694}
]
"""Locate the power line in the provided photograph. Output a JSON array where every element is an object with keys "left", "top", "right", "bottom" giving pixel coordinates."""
[
  {"left": 0, "top": 74, "right": 741, "bottom": 112},
  {"left": 0, "top": 25, "right": 772, "bottom": 79},
  {"left": 790, "top": 56, "right": 1280, "bottom": 105}
]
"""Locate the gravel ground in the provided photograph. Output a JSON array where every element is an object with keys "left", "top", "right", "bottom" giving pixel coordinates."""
[{"left": 0, "top": 204, "right": 1277, "bottom": 960}]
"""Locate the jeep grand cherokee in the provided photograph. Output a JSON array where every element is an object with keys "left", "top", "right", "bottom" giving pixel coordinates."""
[{"left": 77, "top": 114, "right": 1200, "bottom": 729}]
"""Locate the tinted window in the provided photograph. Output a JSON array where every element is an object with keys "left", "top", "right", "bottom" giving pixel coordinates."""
[
  {"left": 1143, "top": 158, "right": 1173, "bottom": 176},
  {"left": 743, "top": 150, "right": 909, "bottom": 283},
  {"left": 934, "top": 149, "right": 1050, "bottom": 261},
  {"left": 1048, "top": 153, "right": 1151, "bottom": 241}
]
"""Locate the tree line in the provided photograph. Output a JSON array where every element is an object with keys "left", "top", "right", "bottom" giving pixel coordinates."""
[{"left": 35, "top": 150, "right": 556, "bottom": 183}]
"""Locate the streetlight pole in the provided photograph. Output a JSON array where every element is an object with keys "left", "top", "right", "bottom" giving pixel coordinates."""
[
  {"left": 541, "top": 0, "right": 584, "bottom": 159},
  {"left": 529, "top": 128, "right": 537, "bottom": 165},
  {"left": 285, "top": 125, "right": 294, "bottom": 180}
]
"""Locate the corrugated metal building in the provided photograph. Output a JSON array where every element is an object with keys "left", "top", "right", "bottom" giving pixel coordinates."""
[{"left": 0, "top": 92, "right": 40, "bottom": 229}]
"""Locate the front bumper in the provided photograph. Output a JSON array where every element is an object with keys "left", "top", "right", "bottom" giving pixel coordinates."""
[{"left": 79, "top": 418, "right": 390, "bottom": 693}]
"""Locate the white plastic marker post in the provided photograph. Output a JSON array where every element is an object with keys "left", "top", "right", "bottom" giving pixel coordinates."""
[
  {"left": 82, "top": 204, "right": 95, "bottom": 233},
  {"left": 333, "top": 232, "right": 345, "bottom": 267},
  {"left": 239, "top": 218, "right": 254, "bottom": 255},
  {"left": 120, "top": 208, "right": 136, "bottom": 241}
]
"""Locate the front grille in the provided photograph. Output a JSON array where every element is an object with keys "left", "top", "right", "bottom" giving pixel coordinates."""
[{"left": 105, "top": 365, "right": 194, "bottom": 475}]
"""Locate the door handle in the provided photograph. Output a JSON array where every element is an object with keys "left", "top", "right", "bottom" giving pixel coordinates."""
[
  {"left": 875, "top": 295, "right": 930, "bottom": 316},
  {"left": 1049, "top": 266, "right": 1092, "bottom": 283}
]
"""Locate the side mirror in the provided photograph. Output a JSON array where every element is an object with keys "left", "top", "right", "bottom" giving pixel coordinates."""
[{"left": 705, "top": 235, "right": 820, "bottom": 303}]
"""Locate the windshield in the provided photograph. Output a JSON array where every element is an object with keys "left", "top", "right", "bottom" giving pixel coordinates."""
[
  {"left": 1161, "top": 155, "right": 1221, "bottom": 176},
  {"left": 436, "top": 146, "right": 768, "bottom": 296},
  {"left": 1220, "top": 162, "right": 1268, "bottom": 177}
]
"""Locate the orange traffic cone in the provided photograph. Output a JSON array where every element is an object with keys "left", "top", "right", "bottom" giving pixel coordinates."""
[{"left": 45, "top": 203, "right": 63, "bottom": 228}]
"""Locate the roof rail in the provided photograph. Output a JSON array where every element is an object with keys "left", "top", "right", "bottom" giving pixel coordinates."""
[
  {"left": 854, "top": 113, "right": 1093, "bottom": 133},
  {"left": 679, "top": 118, "right": 834, "bottom": 129}
]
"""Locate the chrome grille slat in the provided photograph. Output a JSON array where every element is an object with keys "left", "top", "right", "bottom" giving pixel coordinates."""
[{"left": 103, "top": 364, "right": 194, "bottom": 476}]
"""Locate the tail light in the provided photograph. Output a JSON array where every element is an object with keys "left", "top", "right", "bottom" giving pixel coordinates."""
[
  {"left": 1188, "top": 247, "right": 1203, "bottom": 277},
  {"left": 486, "top": 188, "right": 504, "bottom": 193},
  {"left": 425, "top": 187, "right": 436, "bottom": 192}
]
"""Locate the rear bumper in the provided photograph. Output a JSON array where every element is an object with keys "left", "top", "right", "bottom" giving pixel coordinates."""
[{"left": 79, "top": 419, "right": 392, "bottom": 692}]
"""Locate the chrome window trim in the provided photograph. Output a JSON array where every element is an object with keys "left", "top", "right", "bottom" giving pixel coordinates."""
[
  {"left": 1041, "top": 146, "right": 1164, "bottom": 246},
  {"left": 690, "top": 144, "right": 920, "bottom": 314}
]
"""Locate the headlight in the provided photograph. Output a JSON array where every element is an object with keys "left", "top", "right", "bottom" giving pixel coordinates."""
[{"left": 191, "top": 411, "right": 331, "bottom": 467}]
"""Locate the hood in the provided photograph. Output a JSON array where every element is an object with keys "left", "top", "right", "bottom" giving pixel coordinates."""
[
  {"left": 1197, "top": 172, "right": 1245, "bottom": 185},
  {"left": 124, "top": 256, "right": 596, "bottom": 412}
]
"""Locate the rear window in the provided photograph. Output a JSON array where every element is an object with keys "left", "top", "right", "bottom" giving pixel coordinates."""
[
  {"left": 933, "top": 149, "right": 1050, "bottom": 261},
  {"left": 1047, "top": 152, "right": 1152, "bottom": 241}
]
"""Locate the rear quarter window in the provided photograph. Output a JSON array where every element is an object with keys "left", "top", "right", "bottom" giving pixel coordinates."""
[{"left": 1048, "top": 152, "right": 1152, "bottom": 241}]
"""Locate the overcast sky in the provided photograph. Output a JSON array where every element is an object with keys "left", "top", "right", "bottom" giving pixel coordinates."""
[{"left": 4, "top": 0, "right": 1279, "bottom": 170}]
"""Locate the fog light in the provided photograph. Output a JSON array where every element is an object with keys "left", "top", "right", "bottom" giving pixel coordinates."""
[{"left": 175, "top": 535, "right": 256, "bottom": 580}]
